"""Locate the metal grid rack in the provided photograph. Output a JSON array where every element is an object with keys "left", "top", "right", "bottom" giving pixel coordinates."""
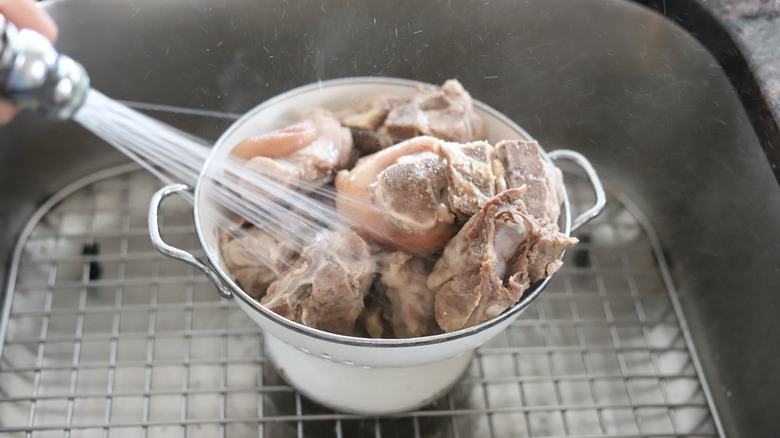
[{"left": 0, "top": 165, "right": 724, "bottom": 437}]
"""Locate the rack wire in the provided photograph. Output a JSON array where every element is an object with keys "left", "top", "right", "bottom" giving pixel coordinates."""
[{"left": 0, "top": 165, "right": 724, "bottom": 437}]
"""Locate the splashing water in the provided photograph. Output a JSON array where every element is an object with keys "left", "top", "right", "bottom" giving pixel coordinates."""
[
  {"left": 73, "top": 89, "right": 347, "bottom": 269},
  {"left": 74, "top": 90, "right": 209, "bottom": 188}
]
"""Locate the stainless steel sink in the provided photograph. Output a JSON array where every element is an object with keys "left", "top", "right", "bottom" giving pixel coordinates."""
[{"left": 1, "top": 1, "right": 777, "bottom": 436}]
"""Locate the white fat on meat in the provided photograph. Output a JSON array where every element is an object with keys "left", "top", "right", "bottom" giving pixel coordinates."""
[{"left": 493, "top": 219, "right": 529, "bottom": 280}]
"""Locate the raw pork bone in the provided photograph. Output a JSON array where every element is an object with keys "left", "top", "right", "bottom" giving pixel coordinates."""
[
  {"left": 437, "top": 140, "right": 505, "bottom": 221},
  {"left": 219, "top": 218, "right": 297, "bottom": 298},
  {"left": 238, "top": 108, "right": 353, "bottom": 191},
  {"left": 338, "top": 79, "right": 484, "bottom": 151},
  {"left": 373, "top": 151, "right": 450, "bottom": 233},
  {"left": 496, "top": 139, "right": 564, "bottom": 225},
  {"left": 335, "top": 136, "right": 564, "bottom": 255},
  {"left": 428, "top": 188, "right": 578, "bottom": 333},
  {"left": 260, "top": 230, "right": 376, "bottom": 335},
  {"left": 384, "top": 80, "right": 484, "bottom": 145},
  {"left": 337, "top": 95, "right": 406, "bottom": 152},
  {"left": 438, "top": 138, "right": 563, "bottom": 224},
  {"left": 334, "top": 136, "right": 457, "bottom": 255},
  {"left": 376, "top": 251, "right": 440, "bottom": 339}
]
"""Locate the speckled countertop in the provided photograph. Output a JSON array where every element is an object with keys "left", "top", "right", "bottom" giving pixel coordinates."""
[{"left": 702, "top": 0, "right": 780, "bottom": 122}]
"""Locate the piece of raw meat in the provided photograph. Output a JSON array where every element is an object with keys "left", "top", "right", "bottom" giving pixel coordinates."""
[
  {"left": 496, "top": 139, "right": 564, "bottom": 225},
  {"left": 260, "top": 230, "right": 376, "bottom": 335},
  {"left": 373, "top": 151, "right": 450, "bottom": 232},
  {"left": 337, "top": 95, "right": 406, "bottom": 151},
  {"left": 428, "top": 188, "right": 577, "bottom": 332},
  {"left": 339, "top": 80, "right": 484, "bottom": 151},
  {"left": 378, "top": 251, "right": 439, "bottom": 338},
  {"left": 438, "top": 140, "right": 502, "bottom": 221},
  {"left": 219, "top": 219, "right": 297, "bottom": 298},
  {"left": 335, "top": 136, "right": 457, "bottom": 254},
  {"left": 383, "top": 79, "right": 484, "bottom": 144},
  {"left": 234, "top": 108, "right": 353, "bottom": 190}
]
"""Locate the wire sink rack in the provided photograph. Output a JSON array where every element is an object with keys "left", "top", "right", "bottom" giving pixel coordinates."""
[{"left": 0, "top": 164, "right": 724, "bottom": 437}]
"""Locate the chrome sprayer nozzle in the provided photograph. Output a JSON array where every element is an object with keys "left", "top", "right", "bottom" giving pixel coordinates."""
[{"left": 0, "top": 14, "right": 89, "bottom": 120}]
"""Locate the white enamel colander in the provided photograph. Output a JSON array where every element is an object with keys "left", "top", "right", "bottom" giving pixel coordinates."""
[{"left": 148, "top": 77, "right": 605, "bottom": 414}]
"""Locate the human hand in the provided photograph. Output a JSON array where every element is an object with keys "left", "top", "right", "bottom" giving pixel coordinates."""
[{"left": 0, "top": 0, "right": 58, "bottom": 124}]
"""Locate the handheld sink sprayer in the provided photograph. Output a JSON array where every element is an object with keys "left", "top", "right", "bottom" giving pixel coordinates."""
[{"left": 0, "top": 13, "right": 89, "bottom": 120}]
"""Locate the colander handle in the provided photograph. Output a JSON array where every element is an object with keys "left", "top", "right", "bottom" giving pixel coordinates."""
[
  {"left": 148, "top": 184, "right": 234, "bottom": 299},
  {"left": 548, "top": 149, "right": 606, "bottom": 232}
]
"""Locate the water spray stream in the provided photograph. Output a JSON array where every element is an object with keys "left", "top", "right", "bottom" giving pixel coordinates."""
[{"left": 0, "top": 14, "right": 352, "bottom": 274}]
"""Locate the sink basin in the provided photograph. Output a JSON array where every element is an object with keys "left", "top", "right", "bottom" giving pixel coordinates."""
[{"left": 1, "top": 0, "right": 777, "bottom": 436}]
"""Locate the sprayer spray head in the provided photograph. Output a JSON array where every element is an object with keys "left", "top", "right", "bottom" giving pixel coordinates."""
[{"left": 0, "top": 14, "right": 89, "bottom": 120}]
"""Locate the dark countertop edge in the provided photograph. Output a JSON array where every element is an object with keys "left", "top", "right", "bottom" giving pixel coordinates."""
[{"left": 634, "top": 0, "right": 780, "bottom": 183}]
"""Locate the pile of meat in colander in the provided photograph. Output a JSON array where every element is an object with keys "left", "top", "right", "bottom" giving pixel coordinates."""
[{"left": 219, "top": 80, "right": 578, "bottom": 339}]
